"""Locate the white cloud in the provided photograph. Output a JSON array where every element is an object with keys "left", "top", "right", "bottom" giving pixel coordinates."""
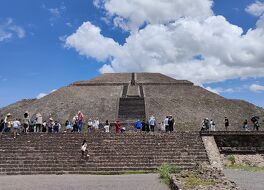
[
  {"left": 65, "top": 0, "right": 264, "bottom": 84},
  {"left": 0, "top": 18, "right": 25, "bottom": 42},
  {"left": 65, "top": 22, "right": 120, "bottom": 62},
  {"left": 205, "top": 87, "right": 220, "bottom": 94},
  {"left": 36, "top": 89, "right": 57, "bottom": 99},
  {"left": 36, "top": 93, "right": 47, "bottom": 99},
  {"left": 204, "top": 86, "right": 236, "bottom": 95},
  {"left": 246, "top": 1, "right": 264, "bottom": 17},
  {"left": 249, "top": 84, "right": 264, "bottom": 92},
  {"left": 96, "top": 0, "right": 213, "bottom": 31},
  {"left": 43, "top": 3, "right": 66, "bottom": 26}
]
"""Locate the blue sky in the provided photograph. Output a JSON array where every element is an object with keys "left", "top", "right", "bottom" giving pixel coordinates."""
[{"left": 0, "top": 0, "right": 264, "bottom": 108}]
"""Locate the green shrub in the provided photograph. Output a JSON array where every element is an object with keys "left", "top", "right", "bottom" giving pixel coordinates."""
[
  {"left": 158, "top": 163, "right": 180, "bottom": 185},
  {"left": 227, "top": 155, "right": 236, "bottom": 165}
]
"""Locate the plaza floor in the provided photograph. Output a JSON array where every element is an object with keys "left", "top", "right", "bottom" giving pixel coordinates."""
[{"left": 0, "top": 174, "right": 169, "bottom": 190}]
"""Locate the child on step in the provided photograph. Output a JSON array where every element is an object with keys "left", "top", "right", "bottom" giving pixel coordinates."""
[{"left": 81, "top": 140, "right": 90, "bottom": 158}]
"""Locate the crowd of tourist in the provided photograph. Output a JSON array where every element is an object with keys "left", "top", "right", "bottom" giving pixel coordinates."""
[
  {"left": 1, "top": 111, "right": 262, "bottom": 138},
  {"left": 201, "top": 116, "right": 261, "bottom": 131},
  {"left": 0, "top": 111, "right": 176, "bottom": 138}
]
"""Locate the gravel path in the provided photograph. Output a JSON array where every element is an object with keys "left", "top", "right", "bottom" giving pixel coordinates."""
[
  {"left": 224, "top": 169, "right": 264, "bottom": 190},
  {"left": 0, "top": 174, "right": 169, "bottom": 190}
]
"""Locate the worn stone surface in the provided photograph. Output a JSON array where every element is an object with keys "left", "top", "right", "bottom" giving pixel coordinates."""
[
  {"left": 171, "top": 165, "right": 241, "bottom": 190},
  {"left": 0, "top": 174, "right": 169, "bottom": 190},
  {"left": 222, "top": 154, "right": 264, "bottom": 167},
  {"left": 202, "top": 132, "right": 264, "bottom": 154},
  {"left": 0, "top": 132, "right": 209, "bottom": 175},
  {"left": 202, "top": 136, "right": 223, "bottom": 170},
  {"left": 0, "top": 73, "right": 263, "bottom": 130}
]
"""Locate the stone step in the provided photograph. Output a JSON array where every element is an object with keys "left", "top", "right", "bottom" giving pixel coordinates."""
[
  {"left": 0, "top": 132, "right": 208, "bottom": 175},
  {"left": 0, "top": 157, "right": 208, "bottom": 164}
]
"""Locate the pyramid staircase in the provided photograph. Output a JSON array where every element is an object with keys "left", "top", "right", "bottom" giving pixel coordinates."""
[
  {"left": 118, "top": 73, "right": 146, "bottom": 122},
  {"left": 0, "top": 132, "right": 209, "bottom": 175}
]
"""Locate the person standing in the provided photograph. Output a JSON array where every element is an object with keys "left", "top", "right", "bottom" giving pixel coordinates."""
[
  {"left": 135, "top": 120, "right": 142, "bottom": 131},
  {"left": 0, "top": 119, "right": 4, "bottom": 132},
  {"left": 77, "top": 111, "right": 84, "bottom": 133},
  {"left": 243, "top": 119, "right": 248, "bottom": 131},
  {"left": 164, "top": 116, "right": 169, "bottom": 132},
  {"left": 94, "top": 118, "right": 100, "bottom": 131},
  {"left": 42, "top": 120, "right": 47, "bottom": 132},
  {"left": 104, "top": 120, "right": 110, "bottom": 133},
  {"left": 149, "top": 116, "right": 156, "bottom": 132},
  {"left": 115, "top": 120, "right": 121, "bottom": 133},
  {"left": 72, "top": 115, "right": 78, "bottom": 132},
  {"left": 168, "top": 116, "right": 174, "bottom": 132},
  {"left": 47, "top": 118, "right": 54, "bottom": 133},
  {"left": 201, "top": 119, "right": 206, "bottom": 131},
  {"left": 160, "top": 121, "right": 165, "bottom": 132},
  {"left": 12, "top": 118, "right": 21, "bottom": 138},
  {"left": 87, "top": 119, "right": 93, "bottom": 133},
  {"left": 22, "top": 112, "right": 30, "bottom": 133},
  {"left": 35, "top": 113, "right": 43, "bottom": 133},
  {"left": 3, "top": 113, "right": 12, "bottom": 133},
  {"left": 254, "top": 120, "right": 260, "bottom": 131},
  {"left": 204, "top": 118, "right": 210, "bottom": 130},
  {"left": 141, "top": 119, "right": 146, "bottom": 131},
  {"left": 53, "top": 121, "right": 60, "bottom": 133},
  {"left": 210, "top": 120, "right": 216, "bottom": 131},
  {"left": 224, "top": 117, "right": 229, "bottom": 131}
]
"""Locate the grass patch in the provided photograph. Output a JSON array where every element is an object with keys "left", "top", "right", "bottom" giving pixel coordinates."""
[
  {"left": 158, "top": 163, "right": 180, "bottom": 185},
  {"left": 227, "top": 155, "right": 236, "bottom": 165},
  {"left": 226, "top": 164, "right": 264, "bottom": 172},
  {"left": 184, "top": 173, "right": 217, "bottom": 188}
]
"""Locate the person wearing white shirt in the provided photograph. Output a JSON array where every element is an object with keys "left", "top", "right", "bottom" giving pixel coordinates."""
[
  {"left": 104, "top": 120, "right": 110, "bottom": 133},
  {"left": 13, "top": 118, "right": 21, "bottom": 138},
  {"left": 87, "top": 119, "right": 93, "bottom": 133},
  {"left": 94, "top": 118, "right": 100, "bottom": 131},
  {"left": 164, "top": 116, "right": 169, "bottom": 132}
]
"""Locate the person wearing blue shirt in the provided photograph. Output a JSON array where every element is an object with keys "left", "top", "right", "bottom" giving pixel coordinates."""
[{"left": 135, "top": 120, "right": 142, "bottom": 130}]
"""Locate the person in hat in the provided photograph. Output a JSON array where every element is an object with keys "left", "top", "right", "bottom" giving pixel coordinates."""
[
  {"left": 3, "top": 113, "right": 12, "bottom": 133},
  {"left": 47, "top": 118, "right": 54, "bottom": 133}
]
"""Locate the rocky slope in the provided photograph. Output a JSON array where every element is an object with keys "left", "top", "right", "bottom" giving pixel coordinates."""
[{"left": 0, "top": 73, "right": 263, "bottom": 130}]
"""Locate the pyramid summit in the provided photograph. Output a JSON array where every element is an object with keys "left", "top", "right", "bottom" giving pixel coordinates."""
[
  {"left": 72, "top": 73, "right": 193, "bottom": 85},
  {"left": 0, "top": 72, "right": 263, "bottom": 130}
]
